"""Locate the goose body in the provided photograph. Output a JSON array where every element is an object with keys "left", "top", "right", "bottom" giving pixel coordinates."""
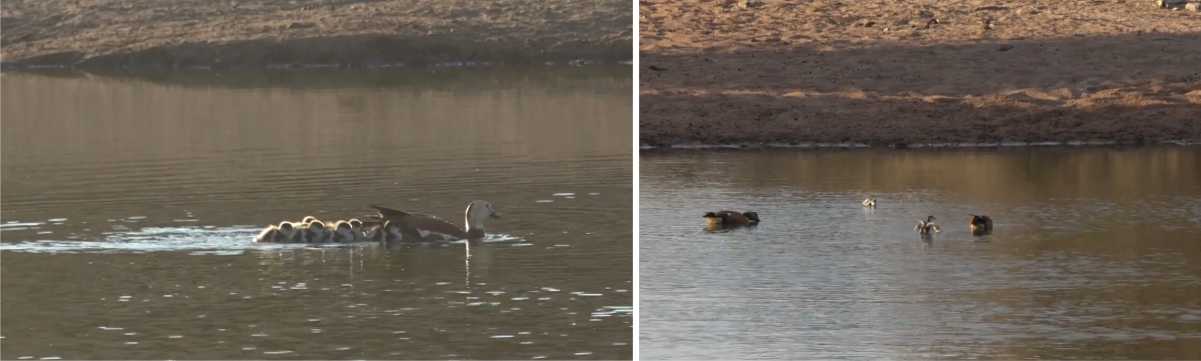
[
  {"left": 914, "top": 216, "right": 941, "bottom": 235},
  {"left": 703, "top": 210, "right": 760, "bottom": 230},
  {"left": 368, "top": 200, "right": 500, "bottom": 243}
]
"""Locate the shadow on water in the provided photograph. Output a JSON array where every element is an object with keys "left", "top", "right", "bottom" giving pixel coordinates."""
[
  {"left": 641, "top": 147, "right": 1201, "bottom": 360},
  {"left": 0, "top": 66, "right": 632, "bottom": 359}
]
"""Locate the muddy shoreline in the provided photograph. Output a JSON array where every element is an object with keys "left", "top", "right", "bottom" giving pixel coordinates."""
[
  {"left": 1, "top": 0, "right": 631, "bottom": 70},
  {"left": 640, "top": 0, "right": 1201, "bottom": 146}
]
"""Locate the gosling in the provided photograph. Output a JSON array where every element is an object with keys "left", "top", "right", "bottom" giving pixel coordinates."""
[{"left": 330, "top": 220, "right": 356, "bottom": 243}]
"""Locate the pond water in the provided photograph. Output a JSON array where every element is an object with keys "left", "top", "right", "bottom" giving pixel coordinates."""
[
  {"left": 641, "top": 147, "right": 1201, "bottom": 360},
  {"left": 0, "top": 67, "right": 632, "bottom": 360}
]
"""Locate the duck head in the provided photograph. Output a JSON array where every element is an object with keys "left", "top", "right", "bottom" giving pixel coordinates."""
[
  {"left": 742, "top": 211, "right": 761, "bottom": 225},
  {"left": 464, "top": 200, "right": 500, "bottom": 233}
]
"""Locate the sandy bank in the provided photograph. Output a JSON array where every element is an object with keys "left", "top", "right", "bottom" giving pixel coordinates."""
[
  {"left": 640, "top": 0, "right": 1201, "bottom": 146},
  {"left": 1, "top": 0, "right": 631, "bottom": 70}
]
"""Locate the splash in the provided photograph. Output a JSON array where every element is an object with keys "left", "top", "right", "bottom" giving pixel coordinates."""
[{"left": 0, "top": 226, "right": 526, "bottom": 254}]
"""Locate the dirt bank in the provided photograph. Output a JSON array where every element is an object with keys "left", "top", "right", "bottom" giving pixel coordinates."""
[
  {"left": 640, "top": 0, "right": 1201, "bottom": 146},
  {"left": 1, "top": 0, "right": 631, "bottom": 70}
]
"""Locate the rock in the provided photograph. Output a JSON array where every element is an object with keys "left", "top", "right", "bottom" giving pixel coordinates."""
[
  {"left": 1158, "top": 0, "right": 1187, "bottom": 8},
  {"left": 1186, "top": 2, "right": 1201, "bottom": 11},
  {"left": 736, "top": 0, "right": 763, "bottom": 9},
  {"left": 997, "top": 44, "right": 1014, "bottom": 51}
]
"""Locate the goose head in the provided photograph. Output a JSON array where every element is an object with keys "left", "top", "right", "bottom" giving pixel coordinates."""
[{"left": 464, "top": 200, "right": 500, "bottom": 233}]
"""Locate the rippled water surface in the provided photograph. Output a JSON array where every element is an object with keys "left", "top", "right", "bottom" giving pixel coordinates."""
[
  {"left": 641, "top": 148, "right": 1201, "bottom": 360},
  {"left": 1, "top": 68, "right": 632, "bottom": 359}
]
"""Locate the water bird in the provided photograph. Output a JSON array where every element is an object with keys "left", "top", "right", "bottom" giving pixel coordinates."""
[
  {"left": 331, "top": 220, "right": 356, "bottom": 242},
  {"left": 862, "top": 197, "right": 877, "bottom": 208},
  {"left": 703, "top": 211, "right": 760, "bottom": 230},
  {"left": 969, "top": 214, "right": 993, "bottom": 235},
  {"left": 301, "top": 216, "right": 319, "bottom": 225},
  {"left": 367, "top": 200, "right": 501, "bottom": 243},
  {"left": 365, "top": 220, "right": 405, "bottom": 243},
  {"left": 347, "top": 218, "right": 366, "bottom": 241},
  {"left": 914, "top": 216, "right": 941, "bottom": 235},
  {"left": 304, "top": 220, "right": 331, "bottom": 243},
  {"left": 256, "top": 221, "right": 298, "bottom": 243}
]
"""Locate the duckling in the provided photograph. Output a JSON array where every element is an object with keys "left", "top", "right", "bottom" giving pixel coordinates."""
[
  {"left": 255, "top": 224, "right": 279, "bottom": 243},
  {"left": 331, "top": 220, "right": 356, "bottom": 243},
  {"left": 364, "top": 220, "right": 405, "bottom": 243},
  {"left": 347, "top": 218, "right": 366, "bottom": 241},
  {"left": 279, "top": 221, "right": 303, "bottom": 242},
  {"left": 369, "top": 200, "right": 501, "bottom": 243},
  {"left": 969, "top": 214, "right": 993, "bottom": 235},
  {"left": 703, "top": 210, "right": 760, "bottom": 230},
  {"left": 862, "top": 197, "right": 877, "bottom": 208},
  {"left": 304, "top": 220, "right": 331, "bottom": 243},
  {"left": 914, "top": 215, "right": 941, "bottom": 235}
]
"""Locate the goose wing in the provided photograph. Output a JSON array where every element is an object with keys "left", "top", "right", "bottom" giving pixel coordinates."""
[
  {"left": 405, "top": 213, "right": 470, "bottom": 240},
  {"left": 370, "top": 204, "right": 411, "bottom": 219}
]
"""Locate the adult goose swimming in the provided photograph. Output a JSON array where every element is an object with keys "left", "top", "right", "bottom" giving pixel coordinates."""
[{"left": 367, "top": 200, "right": 501, "bottom": 243}]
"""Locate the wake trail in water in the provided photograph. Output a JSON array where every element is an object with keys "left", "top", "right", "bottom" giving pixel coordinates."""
[{"left": 0, "top": 226, "right": 526, "bottom": 254}]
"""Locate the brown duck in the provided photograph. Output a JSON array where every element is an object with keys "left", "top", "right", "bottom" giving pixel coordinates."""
[
  {"left": 703, "top": 211, "right": 761, "bottom": 230},
  {"left": 969, "top": 214, "right": 993, "bottom": 235}
]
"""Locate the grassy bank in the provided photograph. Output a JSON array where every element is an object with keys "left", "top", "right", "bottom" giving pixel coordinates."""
[{"left": 1, "top": 0, "right": 631, "bottom": 70}]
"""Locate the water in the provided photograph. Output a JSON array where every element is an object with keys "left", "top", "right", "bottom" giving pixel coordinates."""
[
  {"left": 641, "top": 148, "right": 1201, "bottom": 360},
  {"left": 0, "top": 67, "right": 632, "bottom": 360}
]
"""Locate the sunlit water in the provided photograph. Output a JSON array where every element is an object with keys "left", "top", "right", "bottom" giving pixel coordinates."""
[
  {"left": 641, "top": 148, "right": 1201, "bottom": 360},
  {"left": 0, "top": 67, "right": 632, "bottom": 360}
]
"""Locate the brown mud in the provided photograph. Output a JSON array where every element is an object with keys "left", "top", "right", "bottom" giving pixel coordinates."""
[
  {"left": 640, "top": 0, "right": 1201, "bottom": 146},
  {"left": 1, "top": 0, "right": 631, "bottom": 70}
]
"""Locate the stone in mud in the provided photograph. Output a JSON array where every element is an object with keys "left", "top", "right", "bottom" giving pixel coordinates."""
[
  {"left": 1158, "top": 0, "right": 1187, "bottom": 8},
  {"left": 736, "top": 0, "right": 764, "bottom": 9}
]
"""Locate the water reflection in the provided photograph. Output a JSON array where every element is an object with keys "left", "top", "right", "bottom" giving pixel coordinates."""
[
  {"left": 641, "top": 147, "right": 1201, "bottom": 360},
  {"left": 1, "top": 67, "right": 632, "bottom": 359}
]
